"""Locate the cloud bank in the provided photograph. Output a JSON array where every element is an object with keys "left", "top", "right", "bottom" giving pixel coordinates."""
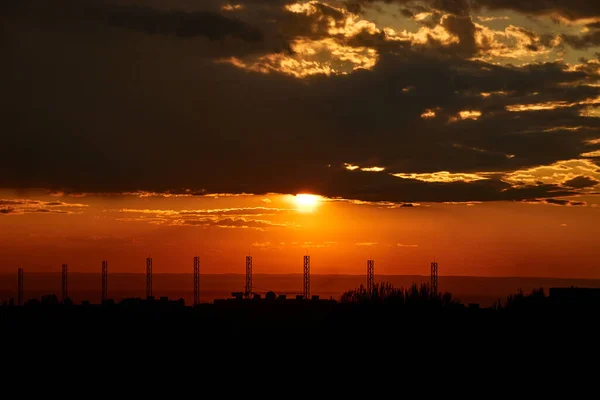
[{"left": 1, "top": 0, "right": 599, "bottom": 203}]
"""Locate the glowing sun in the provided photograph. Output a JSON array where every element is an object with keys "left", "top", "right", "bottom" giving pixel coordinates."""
[{"left": 294, "top": 194, "right": 321, "bottom": 212}]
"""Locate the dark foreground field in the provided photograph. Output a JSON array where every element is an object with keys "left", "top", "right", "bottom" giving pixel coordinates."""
[
  {"left": 2, "top": 297, "right": 598, "bottom": 343},
  {"left": 2, "top": 297, "right": 599, "bottom": 385}
]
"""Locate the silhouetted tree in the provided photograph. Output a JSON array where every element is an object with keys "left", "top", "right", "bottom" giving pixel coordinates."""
[
  {"left": 340, "top": 281, "right": 460, "bottom": 307},
  {"left": 503, "top": 287, "right": 547, "bottom": 309},
  {"left": 265, "top": 291, "right": 276, "bottom": 301}
]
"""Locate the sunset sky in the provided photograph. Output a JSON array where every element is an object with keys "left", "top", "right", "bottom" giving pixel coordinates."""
[{"left": 2, "top": 0, "right": 600, "bottom": 278}]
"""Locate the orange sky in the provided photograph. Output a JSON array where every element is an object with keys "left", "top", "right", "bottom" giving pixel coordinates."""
[
  {"left": 3, "top": 1, "right": 600, "bottom": 280},
  {"left": 1, "top": 189, "right": 599, "bottom": 278}
]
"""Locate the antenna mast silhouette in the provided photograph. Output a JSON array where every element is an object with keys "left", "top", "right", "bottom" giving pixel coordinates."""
[
  {"left": 101, "top": 260, "right": 108, "bottom": 302},
  {"left": 193, "top": 256, "right": 200, "bottom": 306},
  {"left": 431, "top": 260, "right": 438, "bottom": 297},
  {"left": 17, "top": 268, "right": 23, "bottom": 306},
  {"left": 367, "top": 259, "right": 374, "bottom": 297},
  {"left": 245, "top": 256, "right": 252, "bottom": 298},
  {"left": 146, "top": 257, "right": 152, "bottom": 298},
  {"left": 61, "top": 264, "right": 68, "bottom": 303},
  {"left": 303, "top": 255, "right": 310, "bottom": 299}
]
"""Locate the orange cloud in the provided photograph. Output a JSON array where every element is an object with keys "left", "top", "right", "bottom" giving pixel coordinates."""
[
  {"left": 503, "top": 159, "right": 600, "bottom": 188},
  {"left": 421, "top": 109, "right": 437, "bottom": 119},
  {"left": 345, "top": 163, "right": 385, "bottom": 172},
  {"left": 449, "top": 110, "right": 482, "bottom": 122},
  {"left": 392, "top": 171, "right": 490, "bottom": 183},
  {"left": 506, "top": 96, "right": 600, "bottom": 112},
  {"left": 221, "top": 37, "right": 378, "bottom": 78},
  {"left": 221, "top": 4, "right": 243, "bottom": 12}
]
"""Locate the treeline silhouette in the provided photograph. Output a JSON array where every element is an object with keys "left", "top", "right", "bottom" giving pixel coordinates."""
[
  {"left": 340, "top": 282, "right": 459, "bottom": 307},
  {"left": 2, "top": 281, "right": 599, "bottom": 348},
  {"left": 2, "top": 280, "right": 598, "bottom": 310},
  {"left": 3, "top": 281, "right": 590, "bottom": 373}
]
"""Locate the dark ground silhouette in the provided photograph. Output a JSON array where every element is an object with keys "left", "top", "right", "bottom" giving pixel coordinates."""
[
  {"left": 2, "top": 284, "right": 598, "bottom": 381},
  {"left": 3, "top": 282, "right": 599, "bottom": 345}
]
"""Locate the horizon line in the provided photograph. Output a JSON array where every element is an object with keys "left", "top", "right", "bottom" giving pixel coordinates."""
[{"left": 1, "top": 272, "right": 600, "bottom": 280}]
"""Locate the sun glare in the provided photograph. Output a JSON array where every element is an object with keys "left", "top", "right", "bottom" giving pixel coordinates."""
[{"left": 294, "top": 194, "right": 321, "bottom": 212}]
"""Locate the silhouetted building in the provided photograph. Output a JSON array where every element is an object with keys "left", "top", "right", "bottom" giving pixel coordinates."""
[
  {"left": 25, "top": 298, "right": 40, "bottom": 306},
  {"left": 549, "top": 287, "right": 600, "bottom": 304},
  {"left": 42, "top": 294, "right": 59, "bottom": 305}
]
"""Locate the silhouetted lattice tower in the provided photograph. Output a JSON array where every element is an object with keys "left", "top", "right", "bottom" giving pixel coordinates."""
[
  {"left": 431, "top": 261, "right": 438, "bottom": 297},
  {"left": 367, "top": 259, "right": 374, "bottom": 297},
  {"left": 61, "top": 264, "right": 68, "bottom": 302},
  {"left": 17, "top": 268, "right": 23, "bottom": 306},
  {"left": 101, "top": 260, "right": 108, "bottom": 302},
  {"left": 245, "top": 256, "right": 252, "bottom": 297},
  {"left": 146, "top": 257, "right": 153, "bottom": 298},
  {"left": 303, "top": 255, "right": 310, "bottom": 299},
  {"left": 193, "top": 256, "right": 200, "bottom": 306}
]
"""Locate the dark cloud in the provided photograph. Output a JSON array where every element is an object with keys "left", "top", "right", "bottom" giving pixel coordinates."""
[
  {"left": 311, "top": 171, "right": 577, "bottom": 203},
  {"left": 91, "top": 5, "right": 263, "bottom": 42},
  {"left": 440, "top": 14, "right": 477, "bottom": 56},
  {"left": 563, "top": 176, "right": 600, "bottom": 189},
  {"left": 272, "top": 2, "right": 349, "bottom": 42},
  {"left": 471, "top": 0, "right": 600, "bottom": 20},
  {"left": 434, "top": 0, "right": 470, "bottom": 16},
  {"left": 1, "top": 0, "right": 600, "bottom": 204},
  {"left": 0, "top": 207, "right": 70, "bottom": 215},
  {"left": 562, "top": 31, "right": 600, "bottom": 50},
  {"left": 400, "top": 8, "right": 414, "bottom": 18},
  {"left": 541, "top": 198, "right": 587, "bottom": 206},
  {"left": 354, "top": 0, "right": 600, "bottom": 20},
  {"left": 346, "top": 2, "right": 363, "bottom": 14},
  {"left": 356, "top": 0, "right": 470, "bottom": 16},
  {"left": 0, "top": 199, "right": 84, "bottom": 207},
  {"left": 570, "top": 201, "right": 587, "bottom": 206},
  {"left": 0, "top": 198, "right": 86, "bottom": 215},
  {"left": 522, "top": 198, "right": 587, "bottom": 206},
  {"left": 0, "top": 200, "right": 26, "bottom": 206},
  {"left": 2, "top": 0, "right": 280, "bottom": 57},
  {"left": 3, "top": 0, "right": 382, "bottom": 58},
  {"left": 586, "top": 22, "right": 600, "bottom": 30},
  {"left": 545, "top": 198, "right": 570, "bottom": 206}
]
